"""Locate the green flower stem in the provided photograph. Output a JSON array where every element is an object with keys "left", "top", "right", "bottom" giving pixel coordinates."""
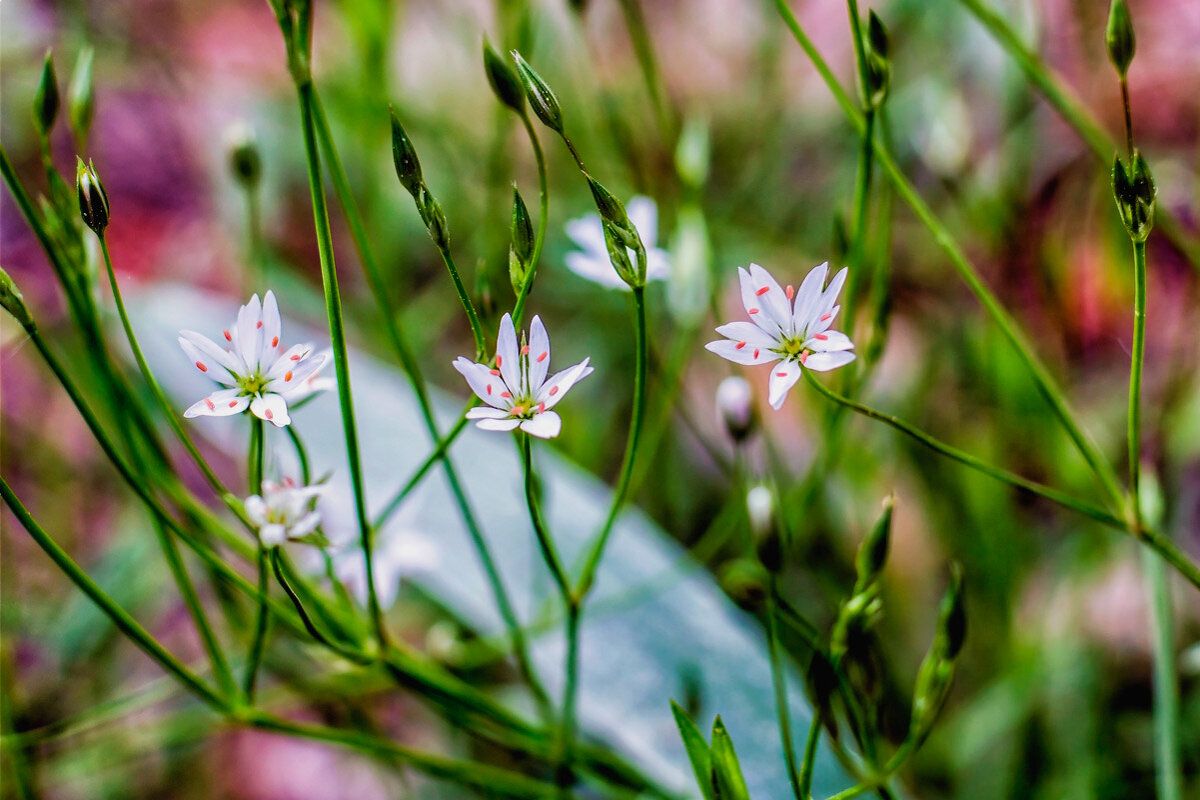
[
  {"left": 373, "top": 413, "right": 470, "bottom": 529},
  {"left": 1128, "top": 243, "right": 1146, "bottom": 526},
  {"left": 559, "top": 603, "right": 581, "bottom": 794},
  {"left": 771, "top": 0, "right": 1127, "bottom": 513},
  {"left": 0, "top": 477, "right": 229, "bottom": 712},
  {"left": 797, "top": 711, "right": 823, "bottom": 799},
  {"left": 767, "top": 582, "right": 803, "bottom": 799},
  {"left": 802, "top": 371, "right": 1200, "bottom": 589},
  {"left": 1144, "top": 552, "right": 1182, "bottom": 800},
  {"left": 615, "top": 0, "right": 672, "bottom": 137},
  {"left": 520, "top": 435, "right": 573, "bottom": 601},
  {"left": 512, "top": 110, "right": 550, "bottom": 327},
  {"left": 269, "top": 548, "right": 372, "bottom": 664},
  {"left": 628, "top": 324, "right": 699, "bottom": 497},
  {"left": 577, "top": 285, "right": 648, "bottom": 596},
  {"left": 310, "top": 96, "right": 547, "bottom": 715},
  {"left": 951, "top": 0, "right": 1200, "bottom": 271},
  {"left": 242, "top": 417, "right": 270, "bottom": 702},
  {"left": 437, "top": 239, "right": 489, "bottom": 360},
  {"left": 294, "top": 80, "right": 387, "bottom": 647},
  {"left": 285, "top": 424, "right": 311, "bottom": 485}
]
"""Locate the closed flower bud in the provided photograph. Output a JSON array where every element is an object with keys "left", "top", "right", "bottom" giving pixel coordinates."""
[
  {"left": 745, "top": 484, "right": 775, "bottom": 540},
  {"left": 865, "top": 11, "right": 891, "bottom": 108},
  {"left": 0, "top": 268, "right": 35, "bottom": 329},
  {"left": 602, "top": 222, "right": 639, "bottom": 287},
  {"left": 510, "top": 50, "right": 564, "bottom": 134},
  {"left": 854, "top": 495, "right": 893, "bottom": 591},
  {"left": 389, "top": 109, "right": 423, "bottom": 197},
  {"left": 68, "top": 47, "right": 95, "bottom": 149},
  {"left": 509, "top": 185, "right": 534, "bottom": 294},
  {"left": 586, "top": 175, "right": 627, "bottom": 226},
  {"left": 422, "top": 193, "right": 450, "bottom": 250},
  {"left": 33, "top": 50, "right": 60, "bottom": 137},
  {"left": 941, "top": 563, "right": 967, "bottom": 660},
  {"left": 674, "top": 115, "right": 710, "bottom": 190},
  {"left": 716, "top": 375, "right": 756, "bottom": 442},
  {"left": 718, "top": 558, "right": 768, "bottom": 610},
  {"left": 227, "top": 123, "right": 262, "bottom": 189},
  {"left": 1105, "top": 0, "right": 1135, "bottom": 77},
  {"left": 75, "top": 157, "right": 109, "bottom": 235},
  {"left": 483, "top": 38, "right": 525, "bottom": 113},
  {"left": 1112, "top": 150, "right": 1156, "bottom": 242}
]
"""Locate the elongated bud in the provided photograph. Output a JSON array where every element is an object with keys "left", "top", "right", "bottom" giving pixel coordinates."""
[
  {"left": 586, "top": 175, "right": 627, "bottom": 225},
  {"left": 33, "top": 50, "right": 60, "bottom": 137},
  {"left": 745, "top": 484, "right": 774, "bottom": 541},
  {"left": 940, "top": 563, "right": 967, "bottom": 660},
  {"left": 1111, "top": 150, "right": 1156, "bottom": 242},
  {"left": 865, "top": 11, "right": 891, "bottom": 108},
  {"left": 68, "top": 46, "right": 95, "bottom": 148},
  {"left": 483, "top": 39, "right": 525, "bottom": 113},
  {"left": 854, "top": 495, "right": 893, "bottom": 591},
  {"left": 675, "top": 115, "right": 710, "bottom": 190},
  {"left": 0, "top": 268, "right": 34, "bottom": 329},
  {"left": 716, "top": 376, "right": 756, "bottom": 442},
  {"left": 416, "top": 187, "right": 449, "bottom": 250},
  {"left": 76, "top": 157, "right": 109, "bottom": 235},
  {"left": 668, "top": 205, "right": 711, "bottom": 325},
  {"left": 1106, "top": 0, "right": 1135, "bottom": 77},
  {"left": 510, "top": 50, "right": 563, "bottom": 134},
  {"left": 509, "top": 185, "right": 534, "bottom": 294},
  {"left": 227, "top": 123, "right": 262, "bottom": 189},
  {"left": 389, "top": 109, "right": 423, "bottom": 197}
]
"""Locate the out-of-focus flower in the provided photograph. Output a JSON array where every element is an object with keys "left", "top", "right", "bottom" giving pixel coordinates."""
[
  {"left": 245, "top": 478, "right": 324, "bottom": 547},
  {"left": 179, "top": 290, "right": 330, "bottom": 427},
  {"left": 453, "top": 313, "right": 592, "bottom": 439},
  {"left": 715, "top": 375, "right": 756, "bottom": 442},
  {"left": 706, "top": 262, "right": 855, "bottom": 409},
  {"left": 565, "top": 196, "right": 669, "bottom": 290},
  {"left": 745, "top": 483, "right": 775, "bottom": 540},
  {"left": 334, "top": 510, "right": 439, "bottom": 609}
]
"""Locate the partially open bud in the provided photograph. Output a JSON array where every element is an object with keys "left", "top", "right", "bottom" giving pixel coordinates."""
[
  {"left": 68, "top": 46, "right": 95, "bottom": 149},
  {"left": 510, "top": 50, "right": 564, "bottom": 134},
  {"left": 33, "top": 50, "right": 60, "bottom": 138},
  {"left": 854, "top": 495, "right": 893, "bottom": 592},
  {"left": 509, "top": 185, "right": 534, "bottom": 295},
  {"left": 75, "top": 157, "right": 109, "bottom": 235},
  {"left": 483, "top": 38, "right": 525, "bottom": 113},
  {"left": 0, "top": 268, "right": 35, "bottom": 329},
  {"left": 1111, "top": 150, "right": 1156, "bottom": 242},
  {"left": 864, "top": 11, "right": 891, "bottom": 108},
  {"left": 227, "top": 123, "right": 262, "bottom": 189},
  {"left": 716, "top": 376, "right": 756, "bottom": 442},
  {"left": 389, "top": 109, "right": 423, "bottom": 197},
  {"left": 1105, "top": 0, "right": 1135, "bottom": 77}
]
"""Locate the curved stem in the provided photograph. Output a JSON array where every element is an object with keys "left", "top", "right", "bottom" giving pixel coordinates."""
[
  {"left": 513, "top": 111, "right": 550, "bottom": 327},
  {"left": 270, "top": 548, "right": 372, "bottom": 664},
  {"left": 767, "top": 582, "right": 803, "bottom": 799}
]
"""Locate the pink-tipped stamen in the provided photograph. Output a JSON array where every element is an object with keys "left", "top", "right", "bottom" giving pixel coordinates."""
[
  {"left": 228, "top": 400, "right": 238, "bottom": 408},
  {"left": 753, "top": 348, "right": 760, "bottom": 359},
  {"left": 285, "top": 371, "right": 293, "bottom": 382},
  {"left": 271, "top": 336, "right": 279, "bottom": 348},
  {"left": 224, "top": 329, "right": 232, "bottom": 342},
  {"left": 265, "top": 409, "right": 274, "bottom": 420},
  {"left": 814, "top": 333, "right": 828, "bottom": 341},
  {"left": 521, "top": 344, "right": 530, "bottom": 355},
  {"left": 196, "top": 361, "right": 208, "bottom": 372},
  {"left": 204, "top": 398, "right": 215, "bottom": 410},
  {"left": 549, "top": 386, "right": 559, "bottom": 396},
  {"left": 256, "top": 321, "right": 263, "bottom": 329},
  {"left": 755, "top": 286, "right": 770, "bottom": 296},
  {"left": 490, "top": 368, "right": 501, "bottom": 376},
  {"left": 537, "top": 351, "right": 548, "bottom": 363},
  {"left": 500, "top": 391, "right": 512, "bottom": 399},
  {"left": 786, "top": 285, "right": 795, "bottom": 300},
  {"left": 735, "top": 341, "right": 746, "bottom": 350},
  {"left": 820, "top": 313, "right": 832, "bottom": 322},
  {"left": 800, "top": 351, "right": 809, "bottom": 364},
  {"left": 748, "top": 308, "right": 760, "bottom": 315},
  {"left": 496, "top": 355, "right": 503, "bottom": 367}
]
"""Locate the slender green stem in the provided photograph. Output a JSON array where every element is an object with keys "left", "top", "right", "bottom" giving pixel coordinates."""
[
  {"left": 1128, "top": 240, "right": 1146, "bottom": 526},
  {"left": 270, "top": 548, "right": 372, "bottom": 664},
  {"left": 771, "top": 0, "right": 1127, "bottom": 513},
  {"left": 1143, "top": 552, "right": 1182, "bottom": 800},
  {"left": 559, "top": 603, "right": 582, "bottom": 795},
  {"left": 294, "top": 80, "right": 387, "bottom": 647},
  {"left": 285, "top": 424, "right": 311, "bottom": 485},
  {"left": 439, "top": 246, "right": 488, "bottom": 358},
  {"left": 513, "top": 110, "right": 550, "bottom": 327},
  {"left": 577, "top": 286, "right": 648, "bottom": 595},
  {"left": 242, "top": 418, "right": 269, "bottom": 702},
  {"left": 845, "top": 0, "right": 871, "bottom": 101},
  {"left": 767, "top": 583, "right": 803, "bottom": 799},
  {"left": 615, "top": 0, "right": 672, "bottom": 137},
  {"left": 520, "top": 436, "right": 573, "bottom": 602},
  {"left": 0, "top": 477, "right": 228, "bottom": 711},
  {"left": 373, "top": 413, "right": 470, "bottom": 529},
  {"left": 1119, "top": 78, "right": 1134, "bottom": 160},
  {"left": 845, "top": 109, "right": 875, "bottom": 329}
]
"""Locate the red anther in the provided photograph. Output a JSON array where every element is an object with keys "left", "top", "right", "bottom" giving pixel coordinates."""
[
  {"left": 271, "top": 336, "right": 279, "bottom": 347},
  {"left": 753, "top": 349, "right": 760, "bottom": 359},
  {"left": 521, "top": 345, "right": 530, "bottom": 355},
  {"left": 537, "top": 402, "right": 545, "bottom": 413},
  {"left": 748, "top": 308, "right": 760, "bottom": 315},
  {"left": 820, "top": 313, "right": 832, "bottom": 321},
  {"left": 196, "top": 361, "right": 208, "bottom": 372},
  {"left": 256, "top": 321, "right": 263, "bottom": 329},
  {"left": 486, "top": 384, "right": 493, "bottom": 395},
  {"left": 800, "top": 351, "right": 809, "bottom": 364},
  {"left": 224, "top": 329, "right": 232, "bottom": 342},
  {"left": 265, "top": 409, "right": 274, "bottom": 420},
  {"left": 786, "top": 285, "right": 795, "bottom": 300},
  {"left": 490, "top": 369, "right": 501, "bottom": 376},
  {"left": 756, "top": 286, "right": 770, "bottom": 296},
  {"left": 776, "top": 371, "right": 788, "bottom": 377},
  {"left": 501, "top": 391, "right": 512, "bottom": 399},
  {"left": 814, "top": 333, "right": 828, "bottom": 340},
  {"left": 496, "top": 355, "right": 503, "bottom": 367},
  {"left": 228, "top": 400, "right": 238, "bottom": 407},
  {"left": 285, "top": 371, "right": 293, "bottom": 382},
  {"left": 537, "top": 352, "right": 548, "bottom": 362},
  {"left": 291, "top": 354, "right": 302, "bottom": 361},
  {"left": 735, "top": 341, "right": 746, "bottom": 350},
  {"left": 205, "top": 398, "right": 215, "bottom": 409},
  {"left": 549, "top": 386, "right": 559, "bottom": 396}
]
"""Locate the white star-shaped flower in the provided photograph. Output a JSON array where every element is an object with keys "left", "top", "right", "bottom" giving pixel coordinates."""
[
  {"left": 706, "top": 262, "right": 855, "bottom": 410},
  {"left": 565, "top": 195, "right": 670, "bottom": 290},
  {"left": 452, "top": 313, "right": 593, "bottom": 439},
  {"left": 244, "top": 478, "right": 325, "bottom": 547},
  {"left": 179, "top": 290, "right": 330, "bottom": 428}
]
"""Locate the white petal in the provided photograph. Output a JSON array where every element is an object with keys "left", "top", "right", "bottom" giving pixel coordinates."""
[
  {"left": 737, "top": 267, "right": 783, "bottom": 338},
  {"left": 289, "top": 511, "right": 322, "bottom": 538},
  {"left": 804, "top": 350, "right": 856, "bottom": 372},
  {"left": 268, "top": 352, "right": 327, "bottom": 395},
  {"left": 565, "top": 251, "right": 628, "bottom": 290},
  {"left": 180, "top": 330, "right": 243, "bottom": 373},
  {"left": 804, "top": 330, "right": 855, "bottom": 352},
  {"left": 236, "top": 293, "right": 264, "bottom": 370},
  {"left": 806, "top": 305, "right": 841, "bottom": 337},
  {"left": 266, "top": 343, "right": 314, "bottom": 379},
  {"left": 626, "top": 196, "right": 658, "bottom": 249},
  {"left": 476, "top": 418, "right": 521, "bottom": 432},
  {"left": 520, "top": 411, "right": 562, "bottom": 439},
  {"left": 452, "top": 357, "right": 510, "bottom": 409},
  {"left": 792, "top": 262, "right": 829, "bottom": 333},
  {"left": 565, "top": 213, "right": 607, "bottom": 253},
  {"left": 747, "top": 263, "right": 793, "bottom": 335},
  {"left": 179, "top": 336, "right": 238, "bottom": 386},
  {"left": 811, "top": 267, "right": 849, "bottom": 328},
  {"left": 250, "top": 393, "right": 291, "bottom": 427},
  {"left": 704, "top": 339, "right": 779, "bottom": 366},
  {"left": 535, "top": 358, "right": 592, "bottom": 410},
  {"left": 260, "top": 523, "right": 287, "bottom": 547},
  {"left": 714, "top": 321, "right": 778, "bottom": 348},
  {"left": 184, "top": 388, "right": 250, "bottom": 418},
  {"left": 259, "top": 290, "right": 282, "bottom": 365},
  {"left": 243, "top": 495, "right": 268, "bottom": 525},
  {"left": 496, "top": 313, "right": 522, "bottom": 393},
  {"left": 768, "top": 359, "right": 803, "bottom": 410},
  {"left": 528, "top": 315, "right": 551, "bottom": 392},
  {"left": 466, "top": 406, "right": 511, "bottom": 420},
  {"left": 644, "top": 247, "right": 671, "bottom": 281}
]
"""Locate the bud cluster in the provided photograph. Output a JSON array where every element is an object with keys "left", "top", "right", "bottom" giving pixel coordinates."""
[
  {"left": 390, "top": 110, "right": 450, "bottom": 250},
  {"left": 586, "top": 176, "right": 647, "bottom": 288}
]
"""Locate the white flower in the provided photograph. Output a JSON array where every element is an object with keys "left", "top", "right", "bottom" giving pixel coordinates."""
[
  {"left": 334, "top": 525, "right": 439, "bottom": 610},
  {"left": 705, "top": 262, "right": 856, "bottom": 410},
  {"left": 179, "top": 290, "right": 330, "bottom": 428},
  {"left": 452, "top": 313, "right": 593, "bottom": 439},
  {"left": 244, "top": 478, "right": 325, "bottom": 547},
  {"left": 565, "top": 195, "right": 670, "bottom": 290},
  {"left": 715, "top": 375, "right": 756, "bottom": 441}
]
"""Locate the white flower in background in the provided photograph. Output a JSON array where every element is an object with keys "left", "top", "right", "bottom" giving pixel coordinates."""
[
  {"left": 452, "top": 313, "right": 592, "bottom": 439},
  {"left": 715, "top": 375, "right": 756, "bottom": 442},
  {"left": 179, "top": 290, "right": 331, "bottom": 428},
  {"left": 706, "top": 262, "right": 855, "bottom": 410},
  {"left": 245, "top": 478, "right": 325, "bottom": 547},
  {"left": 334, "top": 522, "right": 440, "bottom": 610},
  {"left": 565, "top": 195, "right": 670, "bottom": 290}
]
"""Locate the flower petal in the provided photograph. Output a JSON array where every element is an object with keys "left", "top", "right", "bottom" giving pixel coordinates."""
[
  {"left": 804, "top": 350, "right": 856, "bottom": 372},
  {"left": 704, "top": 339, "right": 779, "bottom": 366},
  {"left": 528, "top": 315, "right": 551, "bottom": 392},
  {"left": 535, "top": 358, "right": 592, "bottom": 410},
  {"left": 259, "top": 290, "right": 282, "bottom": 365},
  {"left": 644, "top": 247, "right": 671, "bottom": 282},
  {"left": 804, "top": 330, "right": 855, "bottom": 353},
  {"left": 453, "top": 357, "right": 510, "bottom": 409},
  {"left": 466, "top": 406, "right": 511, "bottom": 420},
  {"left": 244, "top": 495, "right": 268, "bottom": 525},
  {"left": 250, "top": 393, "right": 292, "bottom": 427},
  {"left": 476, "top": 417, "right": 521, "bottom": 432},
  {"left": 791, "top": 262, "right": 829, "bottom": 333},
  {"left": 266, "top": 343, "right": 314, "bottom": 379},
  {"left": 626, "top": 195, "right": 658, "bottom": 249},
  {"left": 184, "top": 388, "right": 250, "bottom": 418},
  {"left": 236, "top": 293, "right": 264, "bottom": 371},
  {"left": 738, "top": 266, "right": 783, "bottom": 337},
  {"left": 768, "top": 359, "right": 802, "bottom": 410},
  {"left": 714, "top": 321, "right": 778, "bottom": 348},
  {"left": 521, "top": 410, "right": 562, "bottom": 439},
  {"left": 268, "top": 352, "right": 328, "bottom": 396},
  {"left": 260, "top": 523, "right": 287, "bottom": 547},
  {"left": 290, "top": 511, "right": 322, "bottom": 538},
  {"left": 747, "top": 263, "right": 793, "bottom": 335},
  {"left": 565, "top": 213, "right": 606, "bottom": 255},
  {"left": 565, "top": 251, "right": 628, "bottom": 290},
  {"left": 496, "top": 313, "right": 522, "bottom": 392},
  {"left": 805, "top": 305, "right": 841, "bottom": 337},
  {"left": 812, "top": 267, "right": 848, "bottom": 327},
  {"left": 179, "top": 335, "right": 238, "bottom": 386}
]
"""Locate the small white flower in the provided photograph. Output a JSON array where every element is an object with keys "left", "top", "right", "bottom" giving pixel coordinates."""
[
  {"left": 179, "top": 290, "right": 331, "bottom": 428},
  {"left": 244, "top": 478, "right": 325, "bottom": 547},
  {"left": 334, "top": 525, "right": 439, "bottom": 610},
  {"left": 565, "top": 195, "right": 670, "bottom": 290},
  {"left": 715, "top": 375, "right": 756, "bottom": 441},
  {"left": 452, "top": 313, "right": 593, "bottom": 439},
  {"left": 705, "top": 262, "right": 855, "bottom": 410}
]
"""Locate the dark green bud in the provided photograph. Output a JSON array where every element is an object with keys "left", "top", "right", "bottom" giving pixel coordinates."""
[
  {"left": 1112, "top": 150, "right": 1156, "bottom": 242},
  {"left": 854, "top": 495, "right": 893, "bottom": 591},
  {"left": 483, "top": 39, "right": 525, "bottom": 113},
  {"left": 510, "top": 50, "right": 563, "bottom": 134},
  {"left": 602, "top": 221, "right": 639, "bottom": 287},
  {"left": 718, "top": 558, "right": 768, "bottom": 611},
  {"left": 804, "top": 649, "right": 840, "bottom": 739},
  {"left": 416, "top": 188, "right": 449, "bottom": 250},
  {"left": 864, "top": 11, "right": 891, "bottom": 108},
  {"left": 68, "top": 47, "right": 95, "bottom": 149},
  {"left": 33, "top": 50, "right": 60, "bottom": 137},
  {"left": 75, "top": 157, "right": 109, "bottom": 235},
  {"left": 509, "top": 185, "right": 534, "bottom": 294},
  {"left": 1106, "top": 0, "right": 1135, "bottom": 77},
  {"left": 586, "top": 175, "right": 626, "bottom": 224},
  {"left": 0, "top": 268, "right": 35, "bottom": 329},
  {"left": 227, "top": 124, "right": 262, "bottom": 188},
  {"left": 389, "top": 108, "right": 423, "bottom": 197},
  {"left": 940, "top": 563, "right": 967, "bottom": 660}
]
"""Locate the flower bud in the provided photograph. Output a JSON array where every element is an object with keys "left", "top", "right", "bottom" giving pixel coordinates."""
[
  {"left": 0, "top": 268, "right": 35, "bottom": 329},
  {"left": 745, "top": 484, "right": 774, "bottom": 540},
  {"left": 509, "top": 185, "right": 534, "bottom": 294},
  {"left": 601, "top": 221, "right": 639, "bottom": 287},
  {"left": 389, "top": 108, "right": 423, "bottom": 197},
  {"left": 715, "top": 376, "right": 756, "bottom": 442},
  {"left": 68, "top": 46, "right": 95, "bottom": 149},
  {"left": 864, "top": 11, "right": 891, "bottom": 108},
  {"left": 1105, "top": 0, "right": 1135, "bottom": 77},
  {"left": 510, "top": 50, "right": 564, "bottom": 134},
  {"left": 854, "top": 495, "right": 893, "bottom": 591},
  {"left": 940, "top": 563, "right": 967, "bottom": 660},
  {"left": 227, "top": 123, "right": 262, "bottom": 189},
  {"left": 1111, "top": 150, "right": 1156, "bottom": 242},
  {"left": 483, "top": 38, "right": 525, "bottom": 113},
  {"left": 417, "top": 188, "right": 450, "bottom": 250},
  {"left": 674, "top": 115, "right": 710, "bottom": 190},
  {"left": 668, "top": 205, "right": 711, "bottom": 326},
  {"left": 33, "top": 50, "right": 60, "bottom": 137},
  {"left": 585, "top": 175, "right": 627, "bottom": 226},
  {"left": 718, "top": 558, "right": 768, "bottom": 611},
  {"left": 75, "top": 157, "right": 109, "bottom": 235}
]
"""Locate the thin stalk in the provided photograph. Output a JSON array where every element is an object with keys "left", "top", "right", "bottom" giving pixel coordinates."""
[
  {"left": 270, "top": 548, "right": 372, "bottom": 664},
  {"left": 1143, "top": 553, "right": 1182, "bottom": 800},
  {"left": 1120, "top": 78, "right": 1134, "bottom": 161},
  {"left": 577, "top": 286, "right": 648, "bottom": 594},
  {"left": 438, "top": 245, "right": 488, "bottom": 359},
  {"left": 285, "top": 424, "right": 311, "bottom": 485},
  {"left": 512, "top": 110, "right": 550, "bottom": 326},
  {"left": 767, "top": 582, "right": 803, "bottom": 799},
  {"left": 845, "top": 109, "right": 875, "bottom": 330},
  {"left": 294, "top": 80, "right": 387, "bottom": 646},
  {"left": 520, "top": 436, "right": 573, "bottom": 603},
  {"left": 1128, "top": 240, "right": 1146, "bottom": 524},
  {"left": 771, "top": 0, "right": 1127, "bottom": 512},
  {"left": 242, "top": 418, "right": 269, "bottom": 702},
  {"left": 0, "top": 477, "right": 229, "bottom": 712},
  {"left": 560, "top": 603, "right": 581, "bottom": 794},
  {"left": 373, "top": 414, "right": 470, "bottom": 529},
  {"left": 615, "top": 0, "right": 672, "bottom": 137},
  {"left": 797, "top": 712, "right": 823, "bottom": 799}
]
